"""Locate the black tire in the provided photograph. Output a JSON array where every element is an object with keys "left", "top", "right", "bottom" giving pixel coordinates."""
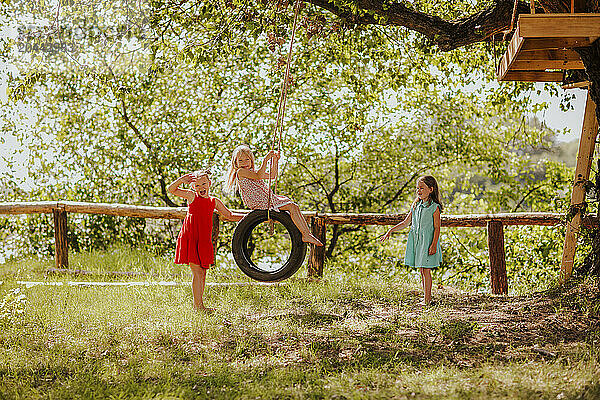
[{"left": 232, "top": 209, "right": 307, "bottom": 282}]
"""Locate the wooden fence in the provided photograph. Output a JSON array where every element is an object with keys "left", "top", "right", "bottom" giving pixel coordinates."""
[{"left": 0, "top": 201, "right": 570, "bottom": 294}]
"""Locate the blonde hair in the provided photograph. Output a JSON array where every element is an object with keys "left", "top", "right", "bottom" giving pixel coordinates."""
[
  {"left": 226, "top": 144, "right": 255, "bottom": 193},
  {"left": 190, "top": 169, "right": 211, "bottom": 189}
]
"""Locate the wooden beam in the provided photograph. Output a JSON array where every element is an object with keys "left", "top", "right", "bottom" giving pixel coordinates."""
[
  {"left": 521, "top": 37, "right": 593, "bottom": 51},
  {"left": 562, "top": 80, "right": 591, "bottom": 89},
  {"left": 319, "top": 212, "right": 563, "bottom": 227},
  {"left": 53, "top": 208, "right": 68, "bottom": 269},
  {"left": 561, "top": 91, "right": 599, "bottom": 282},
  {"left": 488, "top": 220, "right": 508, "bottom": 294},
  {"left": 518, "top": 49, "right": 582, "bottom": 61},
  {"left": 497, "top": 25, "right": 525, "bottom": 80},
  {"left": 518, "top": 14, "right": 600, "bottom": 38},
  {"left": 0, "top": 202, "right": 566, "bottom": 227},
  {"left": 510, "top": 60, "right": 584, "bottom": 70},
  {"left": 500, "top": 70, "right": 563, "bottom": 82},
  {"left": 0, "top": 201, "right": 57, "bottom": 214}
]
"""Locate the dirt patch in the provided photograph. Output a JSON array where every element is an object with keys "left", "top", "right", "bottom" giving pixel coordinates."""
[{"left": 237, "top": 279, "right": 600, "bottom": 368}]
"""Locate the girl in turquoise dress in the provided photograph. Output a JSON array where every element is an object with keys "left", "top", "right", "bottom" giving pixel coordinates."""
[{"left": 381, "top": 176, "right": 442, "bottom": 306}]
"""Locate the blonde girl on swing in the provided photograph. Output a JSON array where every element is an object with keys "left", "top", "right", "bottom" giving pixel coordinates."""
[
  {"left": 226, "top": 144, "right": 323, "bottom": 246},
  {"left": 224, "top": 1, "right": 321, "bottom": 245}
]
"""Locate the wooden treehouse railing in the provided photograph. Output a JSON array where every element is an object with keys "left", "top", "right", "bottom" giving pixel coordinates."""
[{"left": 0, "top": 201, "right": 574, "bottom": 294}]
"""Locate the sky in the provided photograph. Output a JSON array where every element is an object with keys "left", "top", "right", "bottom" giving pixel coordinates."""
[{"left": 531, "top": 84, "right": 588, "bottom": 142}]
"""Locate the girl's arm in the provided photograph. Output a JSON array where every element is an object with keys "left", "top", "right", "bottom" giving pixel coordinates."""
[
  {"left": 428, "top": 205, "right": 441, "bottom": 255},
  {"left": 214, "top": 198, "right": 245, "bottom": 222},
  {"left": 167, "top": 174, "right": 195, "bottom": 203},
  {"left": 237, "top": 151, "right": 278, "bottom": 180},
  {"left": 380, "top": 210, "right": 412, "bottom": 242}
]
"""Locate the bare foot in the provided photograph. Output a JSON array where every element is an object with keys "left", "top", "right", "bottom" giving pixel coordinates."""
[
  {"left": 302, "top": 234, "right": 323, "bottom": 246},
  {"left": 418, "top": 300, "right": 432, "bottom": 306}
]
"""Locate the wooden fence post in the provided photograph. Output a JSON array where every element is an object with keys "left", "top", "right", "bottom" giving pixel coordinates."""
[
  {"left": 487, "top": 220, "right": 508, "bottom": 294},
  {"left": 53, "top": 207, "right": 68, "bottom": 269},
  {"left": 211, "top": 214, "right": 220, "bottom": 253},
  {"left": 307, "top": 216, "right": 326, "bottom": 278}
]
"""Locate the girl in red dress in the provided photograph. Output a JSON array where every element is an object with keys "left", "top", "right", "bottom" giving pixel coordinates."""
[{"left": 168, "top": 170, "right": 243, "bottom": 311}]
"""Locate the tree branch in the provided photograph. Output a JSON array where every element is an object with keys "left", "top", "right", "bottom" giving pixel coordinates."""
[
  {"left": 512, "top": 183, "right": 545, "bottom": 212},
  {"left": 307, "top": 0, "right": 532, "bottom": 50},
  {"left": 116, "top": 97, "right": 179, "bottom": 208}
]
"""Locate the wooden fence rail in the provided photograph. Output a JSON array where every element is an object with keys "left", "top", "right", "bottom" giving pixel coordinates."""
[{"left": 0, "top": 201, "right": 573, "bottom": 294}]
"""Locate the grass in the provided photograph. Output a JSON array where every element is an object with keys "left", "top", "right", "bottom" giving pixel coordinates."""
[{"left": 1, "top": 247, "right": 599, "bottom": 399}]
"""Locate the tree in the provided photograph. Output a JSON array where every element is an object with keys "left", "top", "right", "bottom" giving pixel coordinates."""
[{"left": 0, "top": 0, "right": 573, "bottom": 280}]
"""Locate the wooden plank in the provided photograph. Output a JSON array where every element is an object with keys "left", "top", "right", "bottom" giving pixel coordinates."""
[
  {"left": 497, "top": 25, "right": 525, "bottom": 80},
  {"left": 562, "top": 80, "right": 591, "bottom": 89},
  {"left": 500, "top": 70, "right": 564, "bottom": 82},
  {"left": 0, "top": 202, "right": 566, "bottom": 227},
  {"left": 518, "top": 49, "right": 581, "bottom": 61},
  {"left": 60, "top": 201, "right": 188, "bottom": 219},
  {"left": 561, "top": 91, "right": 599, "bottom": 282},
  {"left": 521, "top": 37, "right": 593, "bottom": 50},
  {"left": 510, "top": 60, "right": 584, "bottom": 70},
  {"left": 488, "top": 221, "right": 508, "bottom": 295},
  {"left": 0, "top": 201, "right": 57, "bottom": 214},
  {"left": 319, "top": 212, "right": 563, "bottom": 227},
  {"left": 53, "top": 208, "right": 68, "bottom": 269},
  {"left": 518, "top": 14, "right": 600, "bottom": 38}
]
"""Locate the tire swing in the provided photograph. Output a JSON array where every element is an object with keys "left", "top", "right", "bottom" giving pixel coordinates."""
[
  {"left": 232, "top": 0, "right": 306, "bottom": 282},
  {"left": 232, "top": 209, "right": 307, "bottom": 282}
]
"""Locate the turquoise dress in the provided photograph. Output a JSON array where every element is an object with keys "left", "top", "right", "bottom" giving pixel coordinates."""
[{"left": 404, "top": 200, "right": 442, "bottom": 268}]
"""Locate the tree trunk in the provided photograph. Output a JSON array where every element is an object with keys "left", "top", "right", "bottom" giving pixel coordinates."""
[{"left": 576, "top": 41, "right": 600, "bottom": 125}]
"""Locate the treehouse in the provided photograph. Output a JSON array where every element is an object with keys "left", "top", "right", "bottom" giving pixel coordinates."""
[
  {"left": 497, "top": 10, "right": 600, "bottom": 281},
  {"left": 497, "top": 13, "right": 600, "bottom": 83}
]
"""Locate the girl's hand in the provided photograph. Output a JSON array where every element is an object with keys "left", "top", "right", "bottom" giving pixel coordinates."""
[
  {"left": 428, "top": 244, "right": 437, "bottom": 255},
  {"left": 181, "top": 173, "right": 194, "bottom": 184},
  {"left": 380, "top": 230, "right": 392, "bottom": 242}
]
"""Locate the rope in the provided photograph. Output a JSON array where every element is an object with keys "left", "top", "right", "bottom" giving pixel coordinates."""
[{"left": 267, "top": 0, "right": 302, "bottom": 220}]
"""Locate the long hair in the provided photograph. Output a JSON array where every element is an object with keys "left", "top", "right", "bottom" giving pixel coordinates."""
[
  {"left": 225, "top": 144, "right": 255, "bottom": 193},
  {"left": 414, "top": 175, "right": 443, "bottom": 212}
]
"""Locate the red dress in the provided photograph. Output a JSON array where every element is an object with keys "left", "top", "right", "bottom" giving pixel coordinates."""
[{"left": 174, "top": 195, "right": 215, "bottom": 267}]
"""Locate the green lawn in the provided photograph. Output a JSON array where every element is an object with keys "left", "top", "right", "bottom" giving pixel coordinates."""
[{"left": 1, "top": 248, "right": 599, "bottom": 399}]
